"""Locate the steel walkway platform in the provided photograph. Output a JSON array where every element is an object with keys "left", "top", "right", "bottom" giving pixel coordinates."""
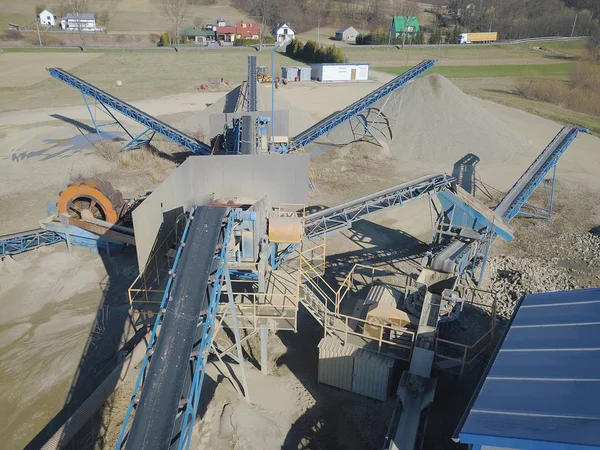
[
  {"left": 47, "top": 68, "right": 212, "bottom": 154},
  {"left": 289, "top": 60, "right": 436, "bottom": 151}
]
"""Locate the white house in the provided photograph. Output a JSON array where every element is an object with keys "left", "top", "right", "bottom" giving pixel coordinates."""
[
  {"left": 272, "top": 22, "right": 295, "bottom": 42},
  {"left": 39, "top": 9, "right": 56, "bottom": 27},
  {"left": 61, "top": 13, "right": 96, "bottom": 31},
  {"left": 310, "top": 62, "right": 370, "bottom": 82}
]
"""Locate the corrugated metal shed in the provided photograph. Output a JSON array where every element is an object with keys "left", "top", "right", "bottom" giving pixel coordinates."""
[
  {"left": 352, "top": 347, "right": 394, "bottom": 401},
  {"left": 281, "top": 66, "right": 295, "bottom": 82},
  {"left": 318, "top": 336, "right": 395, "bottom": 401},
  {"left": 298, "top": 66, "right": 311, "bottom": 81},
  {"left": 318, "top": 337, "right": 355, "bottom": 391},
  {"left": 281, "top": 66, "right": 311, "bottom": 82},
  {"left": 455, "top": 288, "right": 600, "bottom": 450}
]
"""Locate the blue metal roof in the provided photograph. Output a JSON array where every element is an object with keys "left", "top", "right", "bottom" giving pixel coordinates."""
[{"left": 456, "top": 288, "right": 600, "bottom": 450}]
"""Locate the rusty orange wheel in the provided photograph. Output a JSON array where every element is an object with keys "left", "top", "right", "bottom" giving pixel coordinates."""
[{"left": 57, "top": 179, "right": 125, "bottom": 224}]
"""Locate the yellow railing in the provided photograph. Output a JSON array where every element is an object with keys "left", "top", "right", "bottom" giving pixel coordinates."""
[
  {"left": 300, "top": 259, "right": 388, "bottom": 315},
  {"left": 128, "top": 214, "right": 187, "bottom": 308},
  {"left": 218, "top": 292, "right": 299, "bottom": 329},
  {"left": 323, "top": 308, "right": 416, "bottom": 357},
  {"left": 434, "top": 290, "right": 498, "bottom": 378}
]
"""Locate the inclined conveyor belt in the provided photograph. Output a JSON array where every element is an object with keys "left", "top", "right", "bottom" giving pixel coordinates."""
[
  {"left": 290, "top": 60, "right": 436, "bottom": 149},
  {"left": 125, "top": 206, "right": 226, "bottom": 449},
  {"left": 47, "top": 68, "right": 212, "bottom": 155}
]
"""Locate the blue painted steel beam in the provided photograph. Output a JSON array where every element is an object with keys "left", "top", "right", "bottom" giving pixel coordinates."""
[
  {"left": 47, "top": 68, "right": 212, "bottom": 155},
  {"left": 290, "top": 60, "right": 436, "bottom": 150},
  {"left": 495, "top": 126, "right": 587, "bottom": 222},
  {"left": 116, "top": 209, "right": 196, "bottom": 449},
  {"left": 0, "top": 229, "right": 64, "bottom": 258},
  {"left": 305, "top": 173, "right": 453, "bottom": 238},
  {"left": 273, "top": 173, "right": 453, "bottom": 269}
]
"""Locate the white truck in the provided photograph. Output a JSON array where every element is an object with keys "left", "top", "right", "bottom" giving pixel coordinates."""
[{"left": 457, "top": 32, "right": 498, "bottom": 44}]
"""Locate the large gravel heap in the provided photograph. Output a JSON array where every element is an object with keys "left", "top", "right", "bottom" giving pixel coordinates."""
[
  {"left": 388, "top": 74, "right": 532, "bottom": 167},
  {"left": 487, "top": 231, "right": 600, "bottom": 317}
]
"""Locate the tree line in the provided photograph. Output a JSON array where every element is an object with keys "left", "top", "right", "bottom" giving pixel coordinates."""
[
  {"left": 230, "top": 0, "right": 599, "bottom": 41},
  {"left": 285, "top": 39, "right": 347, "bottom": 63}
]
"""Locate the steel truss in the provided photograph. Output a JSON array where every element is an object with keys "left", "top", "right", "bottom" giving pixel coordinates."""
[
  {"left": 289, "top": 60, "right": 436, "bottom": 151},
  {"left": 116, "top": 209, "right": 248, "bottom": 450},
  {"left": 495, "top": 125, "right": 587, "bottom": 221},
  {"left": 348, "top": 84, "right": 409, "bottom": 146},
  {"left": 47, "top": 68, "right": 212, "bottom": 154},
  {"left": 0, "top": 229, "right": 64, "bottom": 258},
  {"left": 273, "top": 174, "right": 453, "bottom": 269},
  {"left": 305, "top": 173, "right": 453, "bottom": 238}
]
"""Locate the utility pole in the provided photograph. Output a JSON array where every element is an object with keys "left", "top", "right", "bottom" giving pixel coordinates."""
[
  {"left": 571, "top": 11, "right": 579, "bottom": 38},
  {"left": 35, "top": 14, "right": 42, "bottom": 46}
]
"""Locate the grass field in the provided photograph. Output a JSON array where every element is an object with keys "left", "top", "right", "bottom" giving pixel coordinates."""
[
  {"left": 0, "top": 39, "right": 597, "bottom": 134},
  {"left": 342, "top": 41, "right": 583, "bottom": 67},
  {"left": 453, "top": 77, "right": 600, "bottom": 135},
  {"left": 375, "top": 63, "right": 574, "bottom": 78},
  {"left": 0, "top": 48, "right": 297, "bottom": 111},
  {"left": 0, "top": 0, "right": 250, "bottom": 32}
]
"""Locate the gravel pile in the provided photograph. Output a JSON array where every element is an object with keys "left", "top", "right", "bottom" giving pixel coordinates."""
[
  {"left": 487, "top": 231, "right": 600, "bottom": 317},
  {"left": 388, "top": 75, "right": 534, "bottom": 168}
]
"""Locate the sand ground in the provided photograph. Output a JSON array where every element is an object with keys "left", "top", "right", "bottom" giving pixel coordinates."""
[{"left": 0, "top": 63, "right": 599, "bottom": 450}]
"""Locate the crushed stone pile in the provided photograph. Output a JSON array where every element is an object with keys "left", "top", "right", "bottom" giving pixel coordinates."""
[
  {"left": 487, "top": 231, "right": 600, "bottom": 317},
  {"left": 388, "top": 74, "right": 532, "bottom": 167}
]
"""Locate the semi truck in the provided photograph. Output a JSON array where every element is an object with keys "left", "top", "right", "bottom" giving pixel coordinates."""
[{"left": 457, "top": 32, "right": 498, "bottom": 44}]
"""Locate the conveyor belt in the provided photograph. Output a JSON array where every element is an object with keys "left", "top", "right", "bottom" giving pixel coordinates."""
[
  {"left": 290, "top": 60, "right": 436, "bottom": 150},
  {"left": 0, "top": 229, "right": 64, "bottom": 258},
  {"left": 47, "top": 68, "right": 212, "bottom": 155},
  {"left": 495, "top": 125, "right": 582, "bottom": 221},
  {"left": 125, "top": 206, "right": 226, "bottom": 449},
  {"left": 305, "top": 173, "right": 453, "bottom": 238},
  {"left": 431, "top": 125, "right": 586, "bottom": 274}
]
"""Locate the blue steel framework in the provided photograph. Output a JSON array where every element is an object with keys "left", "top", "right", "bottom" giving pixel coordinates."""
[
  {"left": 178, "top": 212, "right": 236, "bottom": 450},
  {"left": 115, "top": 209, "right": 196, "bottom": 449},
  {"left": 117, "top": 209, "right": 246, "bottom": 450},
  {"left": 287, "top": 60, "right": 436, "bottom": 152},
  {"left": 273, "top": 173, "right": 453, "bottom": 268},
  {"left": 47, "top": 68, "right": 212, "bottom": 154},
  {"left": 431, "top": 125, "right": 587, "bottom": 286},
  {"left": 495, "top": 126, "right": 588, "bottom": 221},
  {"left": 0, "top": 229, "right": 64, "bottom": 258}
]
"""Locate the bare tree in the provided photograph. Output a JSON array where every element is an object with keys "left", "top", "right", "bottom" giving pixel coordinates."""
[{"left": 161, "top": 0, "right": 189, "bottom": 45}]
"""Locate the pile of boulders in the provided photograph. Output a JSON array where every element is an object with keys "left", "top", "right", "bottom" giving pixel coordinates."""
[
  {"left": 486, "top": 231, "right": 600, "bottom": 317},
  {"left": 548, "top": 232, "right": 600, "bottom": 268}
]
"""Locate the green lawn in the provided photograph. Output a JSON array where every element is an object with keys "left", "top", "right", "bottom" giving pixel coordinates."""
[{"left": 375, "top": 63, "right": 574, "bottom": 78}]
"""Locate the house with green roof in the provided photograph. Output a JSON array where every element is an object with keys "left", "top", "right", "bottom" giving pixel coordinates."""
[
  {"left": 182, "top": 26, "right": 216, "bottom": 45},
  {"left": 391, "top": 16, "right": 420, "bottom": 37}
]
